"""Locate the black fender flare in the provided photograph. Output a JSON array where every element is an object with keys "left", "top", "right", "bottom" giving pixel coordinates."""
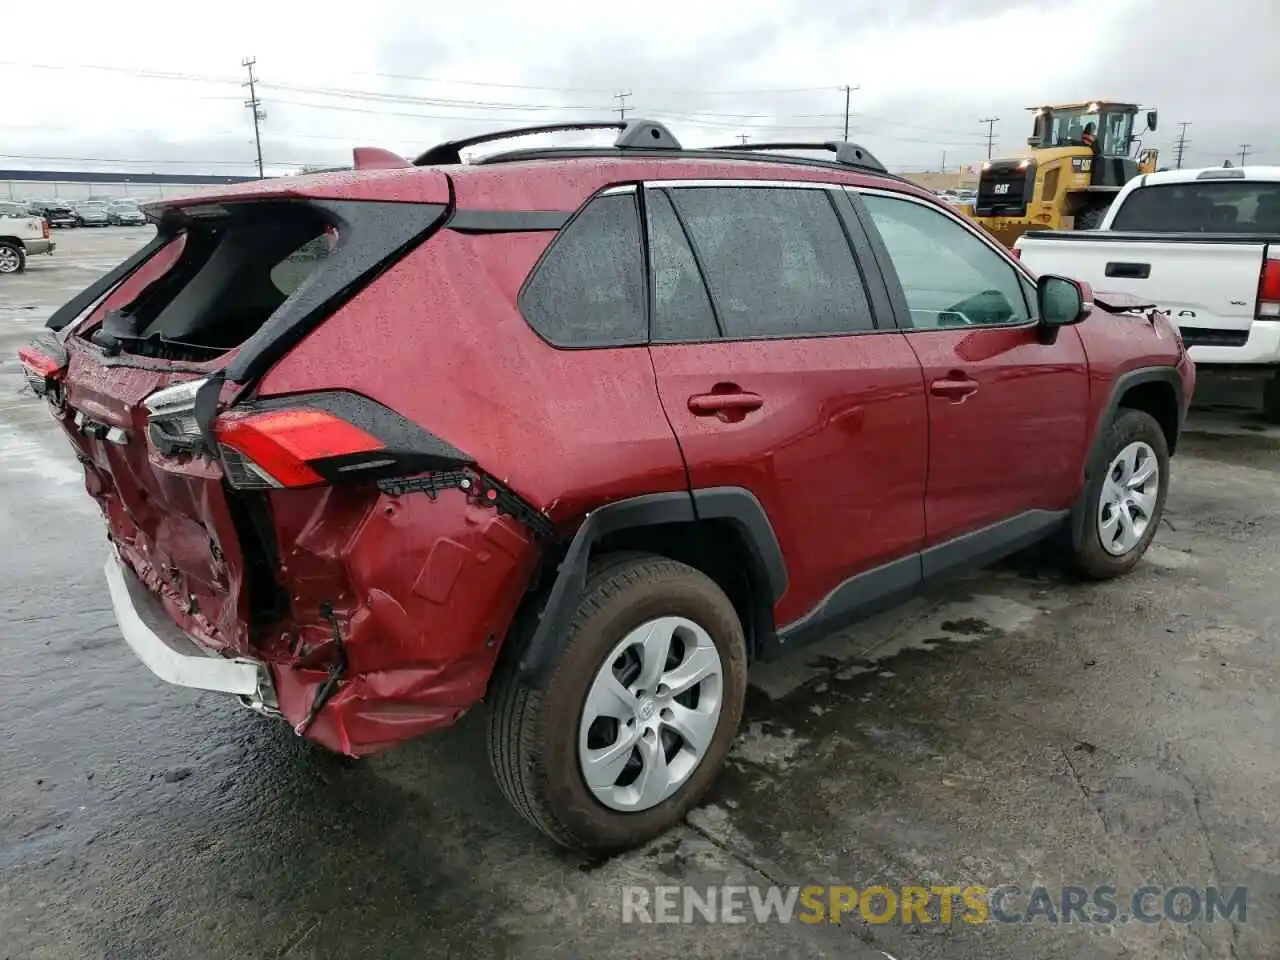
[
  {"left": 1069, "top": 365, "right": 1185, "bottom": 549},
  {"left": 517, "top": 486, "right": 787, "bottom": 677}
]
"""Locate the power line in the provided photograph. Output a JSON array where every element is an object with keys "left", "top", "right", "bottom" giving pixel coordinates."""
[
  {"left": 242, "top": 57, "right": 265, "bottom": 179},
  {"left": 0, "top": 59, "right": 836, "bottom": 98},
  {"left": 978, "top": 117, "right": 999, "bottom": 159},
  {"left": 1174, "top": 122, "right": 1191, "bottom": 169}
]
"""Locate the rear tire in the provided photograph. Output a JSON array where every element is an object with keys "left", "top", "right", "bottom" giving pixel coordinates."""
[
  {"left": 0, "top": 242, "right": 25, "bottom": 274},
  {"left": 487, "top": 552, "right": 748, "bottom": 853},
  {"left": 1069, "top": 409, "right": 1169, "bottom": 580}
]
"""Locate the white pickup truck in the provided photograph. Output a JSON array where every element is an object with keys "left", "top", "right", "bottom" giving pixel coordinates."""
[
  {"left": 0, "top": 200, "right": 56, "bottom": 274},
  {"left": 1015, "top": 165, "right": 1280, "bottom": 419}
]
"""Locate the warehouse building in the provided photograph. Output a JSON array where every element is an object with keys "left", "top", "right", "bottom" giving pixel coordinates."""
[{"left": 1, "top": 169, "right": 258, "bottom": 203}]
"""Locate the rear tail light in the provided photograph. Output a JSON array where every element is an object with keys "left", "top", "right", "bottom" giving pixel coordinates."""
[
  {"left": 42, "top": 219, "right": 50, "bottom": 239},
  {"left": 1010, "top": 247, "right": 1021, "bottom": 260},
  {"left": 143, "top": 378, "right": 208, "bottom": 454},
  {"left": 1257, "top": 246, "right": 1280, "bottom": 318},
  {"left": 213, "top": 408, "right": 385, "bottom": 489},
  {"left": 18, "top": 335, "right": 69, "bottom": 399}
]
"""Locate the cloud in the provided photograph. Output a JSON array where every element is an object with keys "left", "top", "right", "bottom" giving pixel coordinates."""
[{"left": 0, "top": 0, "right": 1273, "bottom": 176}]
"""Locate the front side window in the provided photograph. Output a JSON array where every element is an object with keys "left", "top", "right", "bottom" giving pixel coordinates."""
[
  {"left": 520, "top": 192, "right": 647, "bottom": 347},
  {"left": 666, "top": 186, "right": 874, "bottom": 339},
  {"left": 861, "top": 193, "right": 1032, "bottom": 329}
]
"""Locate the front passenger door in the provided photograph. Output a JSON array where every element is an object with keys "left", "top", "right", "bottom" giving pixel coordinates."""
[{"left": 855, "top": 190, "right": 1089, "bottom": 554}]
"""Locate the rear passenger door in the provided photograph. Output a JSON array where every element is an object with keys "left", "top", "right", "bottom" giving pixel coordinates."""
[
  {"left": 644, "top": 182, "right": 929, "bottom": 632},
  {"left": 852, "top": 189, "right": 1089, "bottom": 555}
]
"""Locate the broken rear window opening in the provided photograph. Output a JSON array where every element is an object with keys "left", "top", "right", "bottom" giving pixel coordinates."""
[{"left": 84, "top": 202, "right": 335, "bottom": 363}]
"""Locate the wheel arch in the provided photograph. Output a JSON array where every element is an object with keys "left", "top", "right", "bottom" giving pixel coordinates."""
[
  {"left": 512, "top": 487, "right": 786, "bottom": 679},
  {"left": 1070, "top": 365, "right": 1183, "bottom": 549}
]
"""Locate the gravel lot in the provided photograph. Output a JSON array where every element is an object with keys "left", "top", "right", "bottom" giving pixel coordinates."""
[{"left": 2, "top": 229, "right": 1277, "bottom": 960}]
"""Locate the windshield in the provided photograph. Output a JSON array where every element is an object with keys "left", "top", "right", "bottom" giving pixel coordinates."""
[
  {"left": 1042, "top": 107, "right": 1134, "bottom": 156},
  {"left": 110, "top": 202, "right": 139, "bottom": 211},
  {"left": 0, "top": 201, "right": 26, "bottom": 216}
]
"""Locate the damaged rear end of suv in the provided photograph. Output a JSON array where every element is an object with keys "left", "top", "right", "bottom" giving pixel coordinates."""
[{"left": 20, "top": 170, "right": 547, "bottom": 758}]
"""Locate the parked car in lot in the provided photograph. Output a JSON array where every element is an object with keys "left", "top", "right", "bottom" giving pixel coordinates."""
[
  {"left": 73, "top": 202, "right": 111, "bottom": 227},
  {"left": 106, "top": 201, "right": 147, "bottom": 226},
  {"left": 0, "top": 200, "right": 56, "bottom": 273},
  {"left": 31, "top": 200, "right": 78, "bottom": 229},
  {"left": 19, "top": 120, "right": 1194, "bottom": 853},
  {"left": 1015, "top": 165, "right": 1280, "bottom": 419}
]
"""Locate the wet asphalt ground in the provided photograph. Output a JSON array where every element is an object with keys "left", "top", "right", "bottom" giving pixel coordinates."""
[{"left": 2, "top": 230, "right": 1278, "bottom": 959}]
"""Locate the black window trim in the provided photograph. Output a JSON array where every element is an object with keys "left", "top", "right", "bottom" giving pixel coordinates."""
[
  {"left": 515, "top": 182, "right": 651, "bottom": 351},
  {"left": 847, "top": 186, "right": 1042, "bottom": 334},
  {"left": 647, "top": 186, "right": 727, "bottom": 340},
  {"left": 642, "top": 180, "right": 895, "bottom": 346}
]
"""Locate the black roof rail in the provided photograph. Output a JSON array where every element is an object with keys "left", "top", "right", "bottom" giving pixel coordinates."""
[
  {"left": 413, "top": 119, "right": 681, "bottom": 166},
  {"left": 708, "top": 141, "right": 888, "bottom": 174}
]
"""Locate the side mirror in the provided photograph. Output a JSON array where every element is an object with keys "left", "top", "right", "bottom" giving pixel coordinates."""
[
  {"left": 1037, "top": 274, "right": 1089, "bottom": 328},
  {"left": 1146, "top": 109, "right": 1158, "bottom": 132}
]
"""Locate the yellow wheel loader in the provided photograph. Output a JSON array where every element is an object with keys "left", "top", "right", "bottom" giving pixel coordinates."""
[{"left": 967, "top": 101, "right": 1160, "bottom": 248}]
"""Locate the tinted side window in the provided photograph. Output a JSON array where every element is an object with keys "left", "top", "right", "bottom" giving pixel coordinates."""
[
  {"left": 862, "top": 194, "right": 1031, "bottom": 329},
  {"left": 669, "top": 187, "right": 874, "bottom": 338},
  {"left": 647, "top": 190, "right": 719, "bottom": 342},
  {"left": 1110, "top": 182, "right": 1280, "bottom": 233},
  {"left": 520, "top": 193, "right": 646, "bottom": 346}
]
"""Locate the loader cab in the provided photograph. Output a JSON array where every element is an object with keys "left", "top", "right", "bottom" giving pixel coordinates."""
[{"left": 1029, "top": 101, "right": 1155, "bottom": 187}]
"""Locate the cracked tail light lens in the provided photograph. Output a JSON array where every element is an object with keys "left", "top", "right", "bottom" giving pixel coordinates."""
[
  {"left": 18, "top": 344, "right": 68, "bottom": 397},
  {"left": 213, "top": 408, "right": 385, "bottom": 490}
]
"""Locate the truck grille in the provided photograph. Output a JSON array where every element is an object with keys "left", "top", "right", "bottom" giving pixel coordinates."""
[{"left": 974, "top": 160, "right": 1037, "bottom": 217}]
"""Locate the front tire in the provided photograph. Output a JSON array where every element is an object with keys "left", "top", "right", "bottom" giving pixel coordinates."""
[
  {"left": 487, "top": 552, "right": 748, "bottom": 853},
  {"left": 1070, "top": 409, "right": 1169, "bottom": 579},
  {"left": 0, "top": 242, "right": 25, "bottom": 274}
]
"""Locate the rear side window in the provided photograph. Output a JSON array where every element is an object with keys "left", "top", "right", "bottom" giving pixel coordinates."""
[
  {"left": 668, "top": 187, "right": 875, "bottom": 339},
  {"left": 520, "top": 193, "right": 647, "bottom": 346},
  {"left": 1111, "top": 181, "right": 1280, "bottom": 233}
]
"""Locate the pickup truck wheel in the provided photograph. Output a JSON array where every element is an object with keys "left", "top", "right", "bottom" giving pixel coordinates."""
[
  {"left": 1071, "top": 409, "right": 1169, "bottom": 579},
  {"left": 0, "top": 242, "right": 25, "bottom": 274},
  {"left": 487, "top": 552, "right": 748, "bottom": 853}
]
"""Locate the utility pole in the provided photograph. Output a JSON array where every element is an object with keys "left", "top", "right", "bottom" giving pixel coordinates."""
[
  {"left": 737, "top": 134, "right": 749, "bottom": 145},
  {"left": 614, "top": 91, "right": 631, "bottom": 122},
  {"left": 1173, "top": 122, "right": 1191, "bottom": 169},
  {"left": 978, "top": 117, "right": 999, "bottom": 159},
  {"left": 840, "top": 84, "right": 861, "bottom": 141},
  {"left": 1239, "top": 143, "right": 1252, "bottom": 167},
  {"left": 941, "top": 149, "right": 947, "bottom": 173},
  {"left": 242, "top": 56, "right": 265, "bottom": 179}
]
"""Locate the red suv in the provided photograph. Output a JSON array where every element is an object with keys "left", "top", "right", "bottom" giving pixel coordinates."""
[{"left": 19, "top": 120, "right": 1194, "bottom": 853}]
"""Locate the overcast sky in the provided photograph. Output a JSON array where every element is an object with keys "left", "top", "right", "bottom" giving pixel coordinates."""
[{"left": 3, "top": 0, "right": 1276, "bottom": 177}]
